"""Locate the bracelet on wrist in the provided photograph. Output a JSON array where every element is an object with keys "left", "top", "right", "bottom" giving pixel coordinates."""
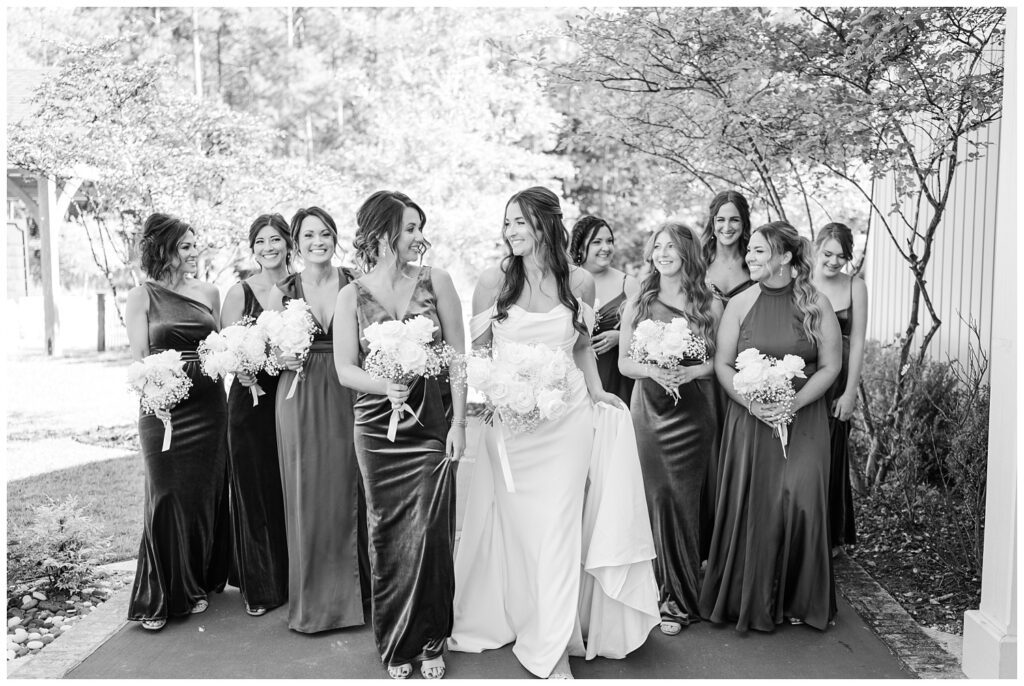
[{"left": 451, "top": 417, "right": 468, "bottom": 427}]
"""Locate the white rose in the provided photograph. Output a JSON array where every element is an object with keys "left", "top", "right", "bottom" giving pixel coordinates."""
[
  {"left": 396, "top": 340, "right": 428, "bottom": 375},
  {"left": 487, "top": 368, "right": 514, "bottom": 404},
  {"left": 404, "top": 316, "right": 437, "bottom": 344},
  {"left": 660, "top": 329, "right": 688, "bottom": 358},
  {"left": 735, "top": 347, "right": 764, "bottom": 370},
  {"left": 536, "top": 388, "right": 568, "bottom": 421},
  {"left": 498, "top": 342, "right": 529, "bottom": 367},
  {"left": 256, "top": 311, "right": 285, "bottom": 339},
  {"left": 466, "top": 357, "right": 492, "bottom": 391},
  {"left": 779, "top": 354, "right": 807, "bottom": 379},
  {"left": 126, "top": 362, "right": 148, "bottom": 391},
  {"left": 508, "top": 382, "right": 536, "bottom": 415}
]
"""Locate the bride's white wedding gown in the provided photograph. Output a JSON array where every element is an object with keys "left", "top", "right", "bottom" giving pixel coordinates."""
[{"left": 449, "top": 303, "right": 659, "bottom": 678}]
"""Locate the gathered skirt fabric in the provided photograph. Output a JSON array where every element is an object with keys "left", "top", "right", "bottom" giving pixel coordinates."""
[
  {"left": 276, "top": 350, "right": 369, "bottom": 633},
  {"left": 226, "top": 371, "right": 288, "bottom": 611},
  {"left": 354, "top": 375, "right": 455, "bottom": 667},
  {"left": 698, "top": 398, "right": 836, "bottom": 632},
  {"left": 129, "top": 365, "right": 230, "bottom": 620}
]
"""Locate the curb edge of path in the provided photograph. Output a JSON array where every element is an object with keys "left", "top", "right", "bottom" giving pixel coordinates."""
[
  {"left": 6, "top": 567, "right": 132, "bottom": 680},
  {"left": 834, "top": 551, "right": 965, "bottom": 679},
  {"left": 7, "top": 555, "right": 966, "bottom": 679}
]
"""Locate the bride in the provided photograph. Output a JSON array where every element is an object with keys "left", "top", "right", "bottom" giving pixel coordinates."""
[{"left": 449, "top": 187, "right": 659, "bottom": 678}]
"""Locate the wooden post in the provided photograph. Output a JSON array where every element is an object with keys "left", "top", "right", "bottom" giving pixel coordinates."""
[
  {"left": 36, "top": 174, "right": 61, "bottom": 356},
  {"left": 97, "top": 292, "right": 106, "bottom": 352}
]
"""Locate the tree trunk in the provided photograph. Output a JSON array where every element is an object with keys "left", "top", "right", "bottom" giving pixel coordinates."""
[{"left": 192, "top": 8, "right": 203, "bottom": 99}]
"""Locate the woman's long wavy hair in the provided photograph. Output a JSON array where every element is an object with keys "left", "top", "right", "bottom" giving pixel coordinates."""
[
  {"left": 496, "top": 187, "right": 586, "bottom": 335},
  {"left": 248, "top": 213, "right": 293, "bottom": 267},
  {"left": 353, "top": 190, "right": 428, "bottom": 271},
  {"left": 701, "top": 190, "right": 752, "bottom": 266},
  {"left": 632, "top": 223, "right": 717, "bottom": 356},
  {"left": 754, "top": 221, "right": 824, "bottom": 347},
  {"left": 569, "top": 215, "right": 612, "bottom": 266},
  {"left": 139, "top": 213, "right": 194, "bottom": 280}
]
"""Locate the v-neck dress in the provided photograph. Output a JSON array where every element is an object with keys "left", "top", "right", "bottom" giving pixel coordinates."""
[
  {"left": 594, "top": 277, "right": 634, "bottom": 405},
  {"left": 128, "top": 282, "right": 231, "bottom": 622},
  {"left": 351, "top": 267, "right": 456, "bottom": 668},
  {"left": 275, "top": 268, "right": 371, "bottom": 632}
]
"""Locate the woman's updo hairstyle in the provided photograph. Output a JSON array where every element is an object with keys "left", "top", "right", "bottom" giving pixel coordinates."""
[
  {"left": 569, "top": 215, "right": 612, "bottom": 266},
  {"left": 753, "top": 220, "right": 824, "bottom": 347},
  {"left": 353, "top": 191, "right": 428, "bottom": 271},
  {"left": 248, "top": 213, "right": 293, "bottom": 264},
  {"left": 815, "top": 222, "right": 855, "bottom": 261},
  {"left": 139, "top": 212, "right": 194, "bottom": 280}
]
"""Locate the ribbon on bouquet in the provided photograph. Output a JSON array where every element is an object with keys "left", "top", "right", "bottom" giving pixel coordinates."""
[
  {"left": 492, "top": 416, "right": 516, "bottom": 494},
  {"left": 286, "top": 369, "right": 303, "bottom": 400},
  {"left": 250, "top": 383, "right": 266, "bottom": 406},
  {"left": 160, "top": 417, "right": 173, "bottom": 452},
  {"left": 387, "top": 403, "right": 422, "bottom": 442},
  {"left": 773, "top": 422, "right": 790, "bottom": 459}
]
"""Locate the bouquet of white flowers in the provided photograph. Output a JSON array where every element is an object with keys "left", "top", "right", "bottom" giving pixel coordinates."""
[
  {"left": 198, "top": 317, "right": 273, "bottom": 406},
  {"left": 467, "top": 341, "right": 572, "bottom": 493},
  {"left": 255, "top": 299, "right": 320, "bottom": 400},
  {"left": 628, "top": 316, "right": 709, "bottom": 402},
  {"left": 361, "top": 315, "right": 456, "bottom": 441},
  {"left": 732, "top": 347, "right": 807, "bottom": 458},
  {"left": 126, "top": 350, "right": 194, "bottom": 451}
]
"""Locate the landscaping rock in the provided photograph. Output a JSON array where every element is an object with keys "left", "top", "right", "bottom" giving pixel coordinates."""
[
  {"left": 21, "top": 597, "right": 38, "bottom": 610},
  {"left": 31, "top": 591, "right": 47, "bottom": 601},
  {"left": 7, "top": 650, "right": 15, "bottom": 661},
  {"left": 16, "top": 646, "right": 29, "bottom": 657},
  {"left": 83, "top": 601, "right": 94, "bottom": 607},
  {"left": 12, "top": 628, "right": 28, "bottom": 643},
  {"left": 26, "top": 640, "right": 44, "bottom": 650},
  {"left": 8, "top": 617, "right": 22, "bottom": 628},
  {"left": 40, "top": 635, "right": 54, "bottom": 645}
]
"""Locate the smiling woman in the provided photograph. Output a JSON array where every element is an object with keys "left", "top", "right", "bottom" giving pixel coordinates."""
[{"left": 123, "top": 212, "right": 230, "bottom": 632}]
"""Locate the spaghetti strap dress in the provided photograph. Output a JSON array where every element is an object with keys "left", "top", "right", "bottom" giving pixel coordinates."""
[
  {"left": 225, "top": 281, "right": 288, "bottom": 612},
  {"left": 275, "top": 268, "right": 371, "bottom": 632},
  {"left": 594, "top": 276, "right": 634, "bottom": 405},
  {"left": 128, "top": 282, "right": 231, "bottom": 621},
  {"left": 824, "top": 279, "right": 857, "bottom": 547},
  {"left": 351, "top": 267, "right": 456, "bottom": 669},
  {"left": 699, "top": 282, "right": 836, "bottom": 631}
]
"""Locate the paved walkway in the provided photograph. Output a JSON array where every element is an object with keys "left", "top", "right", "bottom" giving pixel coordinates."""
[{"left": 62, "top": 584, "right": 908, "bottom": 679}]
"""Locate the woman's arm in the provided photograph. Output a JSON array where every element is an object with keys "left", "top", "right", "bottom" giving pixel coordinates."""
[
  {"left": 676, "top": 297, "right": 724, "bottom": 385},
  {"left": 713, "top": 296, "right": 749, "bottom": 408},
  {"left": 470, "top": 267, "right": 501, "bottom": 349},
  {"left": 332, "top": 284, "right": 391, "bottom": 396},
  {"left": 792, "top": 297, "right": 842, "bottom": 412},
  {"left": 836, "top": 277, "right": 868, "bottom": 420},
  {"left": 432, "top": 268, "right": 468, "bottom": 459},
  {"left": 220, "top": 282, "right": 245, "bottom": 329},
  {"left": 125, "top": 285, "right": 151, "bottom": 362}
]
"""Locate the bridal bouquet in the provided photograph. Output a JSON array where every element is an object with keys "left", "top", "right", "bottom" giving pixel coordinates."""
[
  {"left": 467, "top": 341, "right": 571, "bottom": 435},
  {"left": 198, "top": 318, "right": 272, "bottom": 406},
  {"left": 362, "top": 315, "right": 456, "bottom": 441},
  {"left": 255, "top": 299, "right": 320, "bottom": 400},
  {"left": 732, "top": 348, "right": 807, "bottom": 458},
  {"left": 627, "top": 316, "right": 709, "bottom": 402},
  {"left": 126, "top": 350, "right": 193, "bottom": 452}
]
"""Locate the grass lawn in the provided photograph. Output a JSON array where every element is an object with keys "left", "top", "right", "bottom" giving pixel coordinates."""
[{"left": 7, "top": 454, "right": 145, "bottom": 568}]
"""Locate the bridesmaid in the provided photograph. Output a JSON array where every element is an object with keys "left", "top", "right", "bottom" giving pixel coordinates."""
[
  {"left": 267, "top": 206, "right": 369, "bottom": 633},
  {"left": 812, "top": 223, "right": 868, "bottom": 553},
  {"left": 124, "top": 213, "right": 230, "bottom": 631},
  {"left": 334, "top": 191, "right": 466, "bottom": 679},
  {"left": 219, "top": 213, "right": 293, "bottom": 617},
  {"left": 699, "top": 221, "right": 841, "bottom": 632},
  {"left": 698, "top": 189, "right": 755, "bottom": 561},
  {"left": 570, "top": 215, "right": 639, "bottom": 405},
  {"left": 618, "top": 222, "right": 722, "bottom": 636}
]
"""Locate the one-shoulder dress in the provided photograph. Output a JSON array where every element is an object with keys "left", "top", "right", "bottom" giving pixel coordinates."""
[{"left": 128, "top": 282, "right": 231, "bottom": 622}]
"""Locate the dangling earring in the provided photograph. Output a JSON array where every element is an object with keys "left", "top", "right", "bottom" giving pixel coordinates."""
[{"left": 790, "top": 266, "right": 798, "bottom": 278}]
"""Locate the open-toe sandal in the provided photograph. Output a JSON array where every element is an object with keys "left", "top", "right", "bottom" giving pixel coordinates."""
[
  {"left": 245, "top": 605, "right": 268, "bottom": 617},
  {"left": 387, "top": 663, "right": 412, "bottom": 679},
  {"left": 141, "top": 618, "right": 166, "bottom": 631},
  {"left": 190, "top": 598, "right": 209, "bottom": 614},
  {"left": 421, "top": 656, "right": 446, "bottom": 679},
  {"left": 660, "top": 619, "right": 682, "bottom": 636}
]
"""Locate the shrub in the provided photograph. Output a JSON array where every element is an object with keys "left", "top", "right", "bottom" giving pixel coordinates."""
[{"left": 16, "top": 496, "right": 112, "bottom": 595}]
